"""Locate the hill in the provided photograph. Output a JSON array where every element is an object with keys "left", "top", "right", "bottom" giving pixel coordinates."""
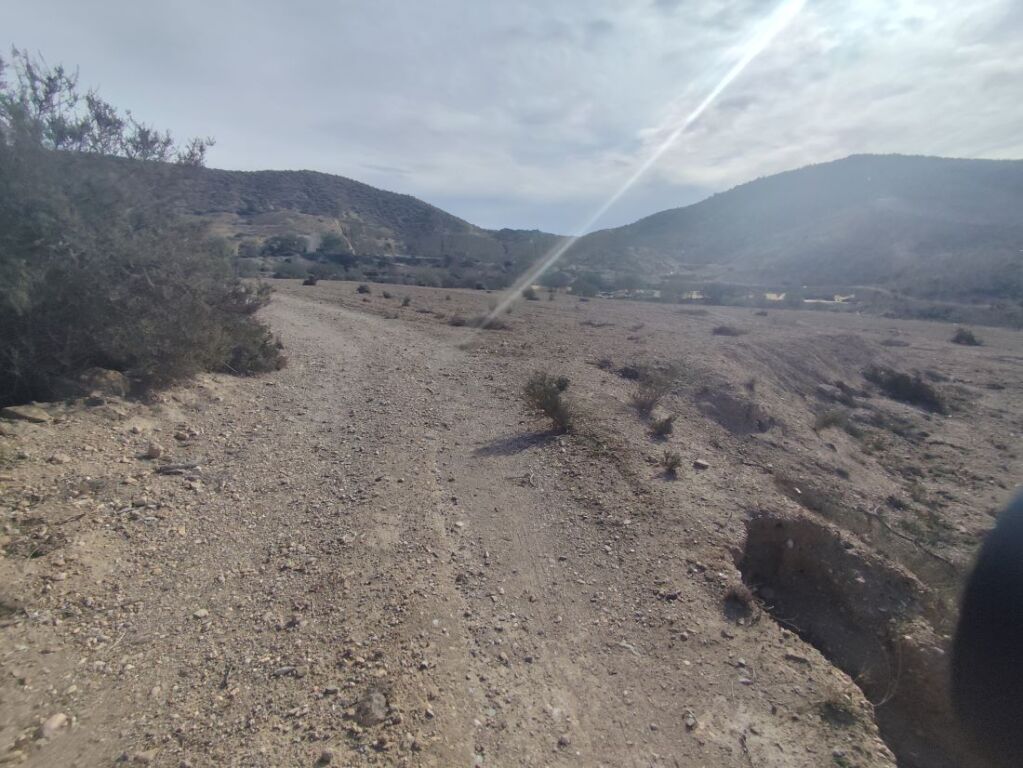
[
  {"left": 54, "top": 153, "right": 564, "bottom": 287},
  {"left": 570, "top": 154, "right": 1023, "bottom": 301}
]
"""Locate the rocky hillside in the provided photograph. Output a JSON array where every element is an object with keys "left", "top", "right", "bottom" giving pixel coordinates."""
[{"left": 569, "top": 155, "right": 1023, "bottom": 300}]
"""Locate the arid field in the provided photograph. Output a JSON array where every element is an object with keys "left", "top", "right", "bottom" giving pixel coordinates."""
[{"left": 2, "top": 281, "right": 1021, "bottom": 767}]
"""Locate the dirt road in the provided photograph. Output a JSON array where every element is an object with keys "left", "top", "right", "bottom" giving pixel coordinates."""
[{"left": 7, "top": 285, "right": 985, "bottom": 766}]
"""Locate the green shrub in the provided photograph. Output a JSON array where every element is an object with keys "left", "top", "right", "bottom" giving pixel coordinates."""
[
  {"left": 522, "top": 372, "right": 574, "bottom": 433},
  {"left": 951, "top": 327, "right": 982, "bottom": 346},
  {"left": 0, "top": 51, "right": 283, "bottom": 406}
]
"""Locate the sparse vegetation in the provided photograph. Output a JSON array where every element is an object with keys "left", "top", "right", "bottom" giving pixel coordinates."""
[
  {"left": 522, "top": 372, "right": 574, "bottom": 433},
  {"left": 382, "top": 290, "right": 393, "bottom": 299},
  {"left": 632, "top": 371, "right": 672, "bottom": 416},
  {"left": 660, "top": 449, "right": 683, "bottom": 477},
  {"left": 863, "top": 365, "right": 947, "bottom": 413},
  {"left": 650, "top": 415, "right": 675, "bottom": 438},
  {"left": 814, "top": 408, "right": 849, "bottom": 432},
  {"left": 401, "top": 296, "right": 411, "bottom": 307},
  {"left": 951, "top": 327, "right": 982, "bottom": 346},
  {"left": 356, "top": 284, "right": 371, "bottom": 294},
  {"left": 712, "top": 325, "right": 746, "bottom": 337}
]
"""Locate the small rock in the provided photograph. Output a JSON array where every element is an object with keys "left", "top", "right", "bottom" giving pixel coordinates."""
[
  {"left": 557, "top": 735, "right": 572, "bottom": 749},
  {"left": 684, "top": 712, "right": 698, "bottom": 730},
  {"left": 692, "top": 459, "right": 710, "bottom": 470},
  {"left": 143, "top": 442, "right": 163, "bottom": 460},
  {"left": 317, "top": 748, "right": 335, "bottom": 765},
  {"left": 131, "top": 750, "right": 157, "bottom": 765},
  {"left": 39, "top": 712, "right": 68, "bottom": 739},
  {"left": 354, "top": 688, "right": 389, "bottom": 726},
  {"left": 1, "top": 405, "right": 51, "bottom": 424},
  {"left": 48, "top": 453, "right": 72, "bottom": 465},
  {"left": 192, "top": 608, "right": 209, "bottom": 619}
]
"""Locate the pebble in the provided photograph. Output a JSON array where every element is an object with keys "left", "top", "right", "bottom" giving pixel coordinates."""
[
  {"left": 192, "top": 609, "right": 209, "bottom": 619},
  {"left": 39, "top": 712, "right": 68, "bottom": 739}
]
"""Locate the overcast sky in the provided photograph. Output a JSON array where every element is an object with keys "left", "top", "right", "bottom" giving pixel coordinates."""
[{"left": 7, "top": 0, "right": 1023, "bottom": 233}]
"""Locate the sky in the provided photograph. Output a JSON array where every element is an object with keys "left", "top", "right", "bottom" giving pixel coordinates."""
[{"left": 6, "top": 0, "right": 1023, "bottom": 234}]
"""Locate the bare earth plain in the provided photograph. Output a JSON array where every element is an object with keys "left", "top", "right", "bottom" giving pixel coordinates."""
[{"left": 1, "top": 281, "right": 1021, "bottom": 768}]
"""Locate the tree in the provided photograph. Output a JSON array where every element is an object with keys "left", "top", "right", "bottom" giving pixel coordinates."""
[{"left": 0, "top": 49, "right": 213, "bottom": 165}]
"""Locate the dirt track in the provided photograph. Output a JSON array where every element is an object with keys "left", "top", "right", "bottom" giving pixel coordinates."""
[{"left": 5, "top": 283, "right": 1021, "bottom": 767}]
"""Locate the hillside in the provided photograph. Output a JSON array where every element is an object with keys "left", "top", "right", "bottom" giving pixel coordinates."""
[
  {"left": 55, "top": 153, "right": 563, "bottom": 267},
  {"left": 570, "top": 155, "right": 1023, "bottom": 301}
]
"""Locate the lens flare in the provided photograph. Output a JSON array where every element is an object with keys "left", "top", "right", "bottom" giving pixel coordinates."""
[{"left": 481, "top": 0, "right": 806, "bottom": 325}]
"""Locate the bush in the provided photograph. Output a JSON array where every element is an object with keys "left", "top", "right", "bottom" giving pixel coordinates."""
[
  {"left": 382, "top": 290, "right": 393, "bottom": 299},
  {"left": 0, "top": 146, "right": 284, "bottom": 405},
  {"left": 951, "top": 327, "right": 982, "bottom": 346},
  {"left": 523, "top": 286, "right": 539, "bottom": 301},
  {"left": 356, "top": 283, "right": 371, "bottom": 294},
  {"left": 302, "top": 276, "right": 318, "bottom": 286},
  {"left": 401, "top": 296, "right": 411, "bottom": 307},
  {"left": 660, "top": 450, "right": 683, "bottom": 477},
  {"left": 522, "top": 371, "right": 574, "bottom": 432},
  {"left": 448, "top": 315, "right": 467, "bottom": 327},
  {"left": 712, "top": 325, "right": 746, "bottom": 337},
  {"left": 650, "top": 415, "right": 675, "bottom": 438},
  {"left": 632, "top": 371, "right": 672, "bottom": 415},
  {"left": 863, "top": 365, "right": 947, "bottom": 413}
]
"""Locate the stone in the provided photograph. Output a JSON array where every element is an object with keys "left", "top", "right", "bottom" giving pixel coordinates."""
[
  {"left": 39, "top": 712, "right": 68, "bottom": 739},
  {"left": 1, "top": 405, "right": 51, "bottom": 424},
  {"left": 48, "top": 454, "right": 72, "bottom": 465},
  {"left": 192, "top": 608, "right": 209, "bottom": 619},
  {"left": 143, "top": 442, "right": 163, "bottom": 460},
  {"left": 354, "top": 688, "right": 389, "bottom": 726},
  {"left": 692, "top": 459, "right": 710, "bottom": 470}
]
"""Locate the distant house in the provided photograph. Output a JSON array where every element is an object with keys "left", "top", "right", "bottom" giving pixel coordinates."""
[{"left": 764, "top": 292, "right": 787, "bottom": 302}]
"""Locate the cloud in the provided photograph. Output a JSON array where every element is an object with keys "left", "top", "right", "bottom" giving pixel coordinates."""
[{"left": 6, "top": 0, "right": 1023, "bottom": 231}]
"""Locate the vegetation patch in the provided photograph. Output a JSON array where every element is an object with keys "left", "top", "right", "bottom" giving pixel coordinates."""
[
  {"left": 660, "top": 449, "right": 682, "bottom": 478},
  {"left": 950, "top": 327, "right": 982, "bottom": 346},
  {"left": 522, "top": 372, "right": 574, "bottom": 433},
  {"left": 863, "top": 366, "right": 947, "bottom": 414}
]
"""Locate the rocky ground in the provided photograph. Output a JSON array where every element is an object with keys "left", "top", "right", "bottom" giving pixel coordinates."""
[{"left": 2, "top": 281, "right": 1021, "bottom": 767}]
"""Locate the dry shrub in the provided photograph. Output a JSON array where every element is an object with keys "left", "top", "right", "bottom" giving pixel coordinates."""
[
  {"left": 951, "top": 327, "right": 982, "bottom": 346},
  {"left": 712, "top": 325, "right": 746, "bottom": 337},
  {"left": 650, "top": 415, "right": 675, "bottom": 438},
  {"left": 863, "top": 365, "right": 947, "bottom": 413},
  {"left": 660, "top": 449, "right": 683, "bottom": 477},
  {"left": 632, "top": 371, "right": 672, "bottom": 416},
  {"left": 522, "top": 371, "right": 574, "bottom": 433}
]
